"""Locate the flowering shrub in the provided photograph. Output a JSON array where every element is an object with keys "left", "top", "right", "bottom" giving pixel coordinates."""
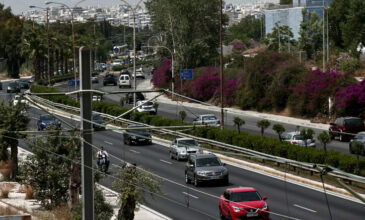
[
  {"left": 229, "top": 40, "right": 245, "bottom": 52},
  {"left": 335, "top": 79, "right": 365, "bottom": 117},
  {"left": 214, "top": 79, "right": 241, "bottom": 105},
  {"left": 192, "top": 67, "right": 220, "bottom": 101},
  {"left": 151, "top": 59, "right": 171, "bottom": 89},
  {"left": 288, "top": 69, "right": 353, "bottom": 117}
]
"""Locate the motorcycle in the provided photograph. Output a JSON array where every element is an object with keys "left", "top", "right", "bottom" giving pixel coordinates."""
[{"left": 98, "top": 154, "right": 108, "bottom": 173}]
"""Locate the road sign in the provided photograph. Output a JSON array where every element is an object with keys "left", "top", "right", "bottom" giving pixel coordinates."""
[
  {"left": 68, "top": 80, "right": 75, "bottom": 86},
  {"left": 180, "top": 69, "right": 193, "bottom": 79}
]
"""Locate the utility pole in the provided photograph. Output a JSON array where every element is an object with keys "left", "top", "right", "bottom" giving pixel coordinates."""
[
  {"left": 219, "top": 0, "right": 224, "bottom": 129},
  {"left": 79, "top": 46, "right": 94, "bottom": 220},
  {"left": 322, "top": 0, "right": 325, "bottom": 71},
  {"left": 326, "top": 5, "right": 329, "bottom": 62},
  {"left": 46, "top": 8, "right": 50, "bottom": 85}
]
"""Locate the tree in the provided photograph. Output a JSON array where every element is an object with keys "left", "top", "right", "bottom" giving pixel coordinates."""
[
  {"left": 298, "top": 10, "right": 323, "bottom": 59},
  {"left": 113, "top": 163, "right": 162, "bottom": 220},
  {"left": 233, "top": 117, "right": 245, "bottom": 133},
  {"left": 272, "top": 124, "right": 285, "bottom": 141},
  {"left": 225, "top": 17, "right": 261, "bottom": 44},
  {"left": 317, "top": 131, "right": 331, "bottom": 155},
  {"left": 257, "top": 119, "right": 271, "bottom": 136},
  {"left": 280, "top": 0, "right": 293, "bottom": 5},
  {"left": 179, "top": 110, "right": 186, "bottom": 122},
  {"left": 146, "top": 0, "right": 227, "bottom": 69},
  {"left": 300, "top": 128, "right": 314, "bottom": 147},
  {"left": 20, "top": 128, "right": 79, "bottom": 209},
  {"left": 264, "top": 23, "right": 295, "bottom": 52},
  {"left": 0, "top": 100, "right": 29, "bottom": 180}
]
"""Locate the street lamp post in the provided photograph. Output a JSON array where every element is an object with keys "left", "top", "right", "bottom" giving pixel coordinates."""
[
  {"left": 219, "top": 0, "right": 224, "bottom": 129},
  {"left": 121, "top": 0, "right": 144, "bottom": 107},
  {"left": 46, "top": 0, "right": 86, "bottom": 90},
  {"left": 29, "top": 6, "right": 50, "bottom": 85}
]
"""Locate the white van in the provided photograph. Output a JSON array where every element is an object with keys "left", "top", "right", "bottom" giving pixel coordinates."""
[{"left": 119, "top": 74, "right": 131, "bottom": 88}]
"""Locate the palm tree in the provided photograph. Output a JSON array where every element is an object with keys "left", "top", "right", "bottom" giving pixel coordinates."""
[
  {"left": 317, "top": 131, "right": 331, "bottom": 155},
  {"left": 273, "top": 124, "right": 285, "bottom": 141},
  {"left": 257, "top": 119, "right": 271, "bottom": 136},
  {"left": 233, "top": 117, "right": 245, "bottom": 133},
  {"left": 300, "top": 128, "right": 315, "bottom": 147}
]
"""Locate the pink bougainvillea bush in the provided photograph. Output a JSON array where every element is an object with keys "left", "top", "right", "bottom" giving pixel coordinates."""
[
  {"left": 151, "top": 59, "right": 172, "bottom": 89},
  {"left": 335, "top": 79, "right": 365, "bottom": 117}
]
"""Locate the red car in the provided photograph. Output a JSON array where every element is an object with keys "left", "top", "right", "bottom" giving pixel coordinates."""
[
  {"left": 219, "top": 187, "right": 269, "bottom": 220},
  {"left": 329, "top": 117, "right": 365, "bottom": 141}
]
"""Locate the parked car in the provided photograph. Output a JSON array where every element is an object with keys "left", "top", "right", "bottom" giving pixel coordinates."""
[
  {"left": 119, "top": 74, "right": 131, "bottom": 88},
  {"left": 123, "top": 124, "right": 152, "bottom": 145},
  {"left": 192, "top": 114, "right": 221, "bottom": 127},
  {"left": 219, "top": 187, "right": 269, "bottom": 220},
  {"left": 91, "top": 76, "right": 99, "bottom": 84},
  {"left": 37, "top": 114, "right": 61, "bottom": 131},
  {"left": 125, "top": 92, "right": 145, "bottom": 104},
  {"left": 92, "top": 113, "right": 105, "bottom": 130},
  {"left": 18, "top": 79, "right": 30, "bottom": 89},
  {"left": 282, "top": 131, "right": 316, "bottom": 147},
  {"left": 135, "top": 69, "right": 145, "bottom": 79},
  {"left": 7, "top": 82, "right": 21, "bottom": 93},
  {"left": 349, "top": 132, "right": 365, "bottom": 155},
  {"left": 103, "top": 74, "right": 117, "bottom": 86},
  {"left": 136, "top": 101, "right": 156, "bottom": 114},
  {"left": 169, "top": 138, "right": 202, "bottom": 161},
  {"left": 185, "top": 153, "right": 228, "bottom": 186},
  {"left": 29, "top": 76, "right": 35, "bottom": 83},
  {"left": 329, "top": 117, "right": 365, "bottom": 141}
]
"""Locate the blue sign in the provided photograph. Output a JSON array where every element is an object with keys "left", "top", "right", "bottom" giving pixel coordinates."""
[
  {"left": 180, "top": 69, "right": 193, "bottom": 79},
  {"left": 68, "top": 80, "right": 75, "bottom": 86},
  {"left": 77, "top": 80, "right": 80, "bottom": 86},
  {"left": 124, "top": 59, "right": 129, "bottom": 64}
]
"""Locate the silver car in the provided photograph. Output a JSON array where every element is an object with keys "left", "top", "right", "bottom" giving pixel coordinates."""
[
  {"left": 193, "top": 114, "right": 221, "bottom": 127},
  {"left": 349, "top": 132, "right": 365, "bottom": 155},
  {"left": 136, "top": 101, "right": 156, "bottom": 114},
  {"left": 282, "top": 131, "right": 316, "bottom": 147},
  {"left": 169, "top": 138, "right": 202, "bottom": 160}
]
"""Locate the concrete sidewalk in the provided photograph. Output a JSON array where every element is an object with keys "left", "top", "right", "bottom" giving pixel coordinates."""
[{"left": 140, "top": 78, "right": 330, "bottom": 130}]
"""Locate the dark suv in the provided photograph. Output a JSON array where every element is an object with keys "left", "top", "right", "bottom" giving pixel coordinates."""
[
  {"left": 123, "top": 124, "right": 152, "bottom": 145},
  {"left": 103, "top": 74, "right": 117, "bottom": 86},
  {"left": 125, "top": 92, "right": 145, "bottom": 104},
  {"left": 185, "top": 154, "right": 228, "bottom": 187},
  {"left": 329, "top": 117, "right": 365, "bottom": 141}
]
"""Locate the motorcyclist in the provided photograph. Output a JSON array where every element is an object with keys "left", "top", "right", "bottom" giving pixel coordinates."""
[{"left": 96, "top": 146, "right": 110, "bottom": 172}]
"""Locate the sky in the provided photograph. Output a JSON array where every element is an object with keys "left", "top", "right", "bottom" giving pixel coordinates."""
[{"left": 2, "top": 0, "right": 278, "bottom": 15}]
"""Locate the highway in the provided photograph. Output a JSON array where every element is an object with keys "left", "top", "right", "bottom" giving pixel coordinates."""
[
  {"left": 52, "top": 73, "right": 354, "bottom": 156},
  {"left": 1, "top": 81, "right": 363, "bottom": 220}
]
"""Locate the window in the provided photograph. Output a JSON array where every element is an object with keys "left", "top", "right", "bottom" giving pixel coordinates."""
[
  {"left": 196, "top": 157, "right": 221, "bottom": 167},
  {"left": 41, "top": 115, "right": 55, "bottom": 121},
  {"left": 344, "top": 119, "right": 363, "bottom": 127},
  {"left": 230, "top": 191, "right": 262, "bottom": 202},
  {"left": 224, "top": 191, "right": 230, "bottom": 200},
  {"left": 202, "top": 115, "right": 217, "bottom": 121},
  {"left": 293, "top": 135, "right": 304, "bottom": 140},
  {"left": 178, "top": 139, "right": 198, "bottom": 148}
]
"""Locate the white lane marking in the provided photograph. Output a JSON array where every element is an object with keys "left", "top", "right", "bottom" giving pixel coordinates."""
[
  {"left": 293, "top": 204, "right": 317, "bottom": 213},
  {"left": 160, "top": 159, "right": 172, "bottom": 165},
  {"left": 182, "top": 192, "right": 199, "bottom": 199},
  {"left": 104, "top": 141, "right": 113, "bottom": 145},
  {"left": 129, "top": 149, "right": 140, "bottom": 154}
]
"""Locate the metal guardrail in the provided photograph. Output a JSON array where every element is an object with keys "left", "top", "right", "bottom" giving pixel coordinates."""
[{"left": 29, "top": 95, "right": 365, "bottom": 185}]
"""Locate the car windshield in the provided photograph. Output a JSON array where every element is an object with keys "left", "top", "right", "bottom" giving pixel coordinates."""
[
  {"left": 143, "top": 102, "right": 153, "bottom": 106},
  {"left": 344, "top": 119, "right": 363, "bottom": 127},
  {"left": 202, "top": 115, "right": 217, "bottom": 120},
  {"left": 178, "top": 139, "right": 197, "bottom": 147},
  {"left": 128, "top": 127, "right": 150, "bottom": 136},
  {"left": 9, "top": 82, "right": 18, "bottom": 87},
  {"left": 196, "top": 157, "right": 221, "bottom": 167},
  {"left": 293, "top": 134, "right": 304, "bottom": 140},
  {"left": 230, "top": 191, "right": 262, "bottom": 202},
  {"left": 354, "top": 134, "right": 365, "bottom": 139},
  {"left": 41, "top": 115, "right": 55, "bottom": 121},
  {"left": 282, "top": 134, "right": 292, "bottom": 140}
]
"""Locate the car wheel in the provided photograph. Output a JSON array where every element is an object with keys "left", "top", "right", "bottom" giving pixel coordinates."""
[
  {"left": 119, "top": 85, "right": 121, "bottom": 88},
  {"left": 185, "top": 173, "right": 190, "bottom": 184},
  {"left": 103, "top": 83, "right": 106, "bottom": 86},
  {"left": 329, "top": 130, "right": 334, "bottom": 140},
  {"left": 339, "top": 130, "right": 344, "bottom": 142},
  {"left": 219, "top": 207, "right": 225, "bottom": 220},
  {"left": 169, "top": 151, "right": 174, "bottom": 160},
  {"left": 223, "top": 176, "right": 229, "bottom": 186},
  {"left": 193, "top": 175, "right": 199, "bottom": 187}
]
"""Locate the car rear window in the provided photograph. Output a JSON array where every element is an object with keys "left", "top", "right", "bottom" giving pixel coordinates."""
[
  {"left": 344, "top": 119, "right": 363, "bottom": 127},
  {"left": 230, "top": 191, "right": 261, "bottom": 202},
  {"left": 178, "top": 139, "right": 197, "bottom": 147},
  {"left": 202, "top": 115, "right": 217, "bottom": 120},
  {"left": 41, "top": 115, "right": 55, "bottom": 121}
]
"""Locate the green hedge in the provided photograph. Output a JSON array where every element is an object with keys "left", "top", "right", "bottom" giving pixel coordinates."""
[{"left": 31, "top": 85, "right": 365, "bottom": 176}]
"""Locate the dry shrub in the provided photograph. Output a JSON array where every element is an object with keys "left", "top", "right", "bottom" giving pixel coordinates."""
[
  {"left": 53, "top": 204, "right": 71, "bottom": 220},
  {"left": 0, "top": 205, "right": 18, "bottom": 215},
  {"left": 0, "top": 160, "right": 11, "bottom": 180},
  {"left": 25, "top": 185, "right": 34, "bottom": 200},
  {"left": 0, "top": 184, "right": 13, "bottom": 198},
  {"left": 18, "top": 184, "right": 28, "bottom": 193}
]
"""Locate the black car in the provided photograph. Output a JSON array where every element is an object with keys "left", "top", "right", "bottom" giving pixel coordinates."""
[
  {"left": 37, "top": 114, "right": 61, "bottom": 130},
  {"left": 185, "top": 153, "right": 229, "bottom": 187},
  {"left": 19, "top": 79, "right": 30, "bottom": 89},
  {"left": 91, "top": 76, "right": 99, "bottom": 84},
  {"left": 103, "top": 74, "right": 117, "bottom": 86},
  {"left": 125, "top": 92, "right": 145, "bottom": 104},
  {"left": 123, "top": 124, "right": 152, "bottom": 145},
  {"left": 92, "top": 113, "right": 105, "bottom": 130},
  {"left": 7, "top": 82, "right": 21, "bottom": 93}
]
